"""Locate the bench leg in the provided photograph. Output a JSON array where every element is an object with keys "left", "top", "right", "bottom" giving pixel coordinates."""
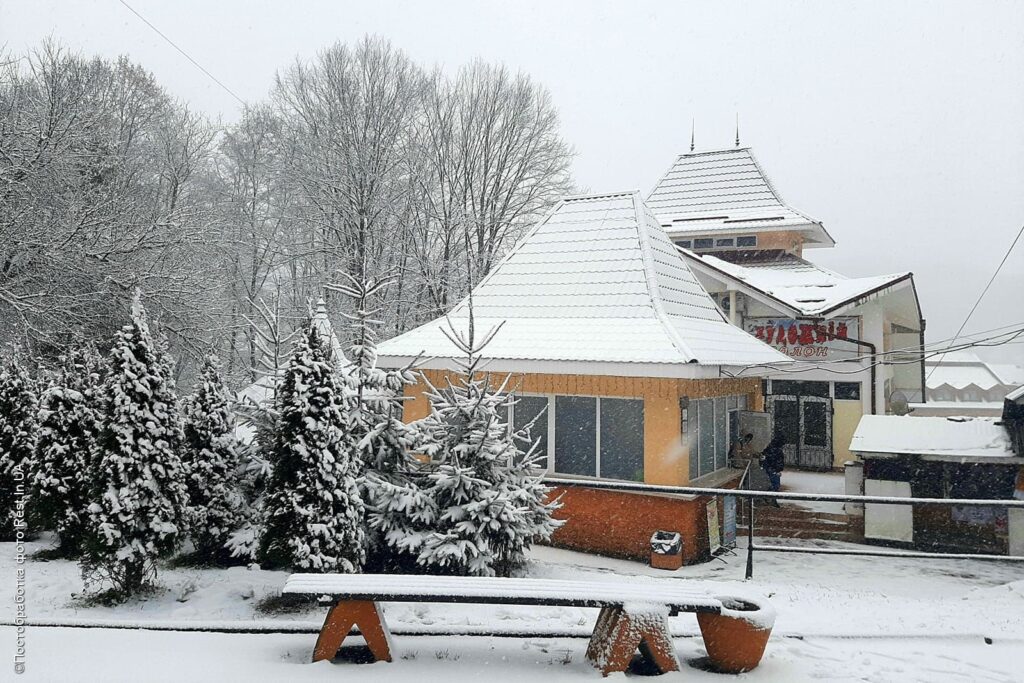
[
  {"left": 312, "top": 599, "right": 394, "bottom": 664},
  {"left": 585, "top": 606, "right": 618, "bottom": 664},
  {"left": 585, "top": 605, "right": 680, "bottom": 676}
]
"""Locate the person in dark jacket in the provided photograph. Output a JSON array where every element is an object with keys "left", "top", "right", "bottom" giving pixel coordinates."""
[{"left": 760, "top": 434, "right": 787, "bottom": 497}]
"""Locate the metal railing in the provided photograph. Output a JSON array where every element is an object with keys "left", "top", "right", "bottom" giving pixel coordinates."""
[{"left": 543, "top": 476, "right": 1024, "bottom": 578}]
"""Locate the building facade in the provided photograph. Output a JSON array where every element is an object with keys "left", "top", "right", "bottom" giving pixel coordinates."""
[
  {"left": 377, "top": 190, "right": 786, "bottom": 563},
  {"left": 647, "top": 147, "right": 926, "bottom": 469}
]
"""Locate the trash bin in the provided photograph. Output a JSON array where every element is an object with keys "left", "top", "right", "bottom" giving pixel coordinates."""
[{"left": 650, "top": 530, "right": 683, "bottom": 570}]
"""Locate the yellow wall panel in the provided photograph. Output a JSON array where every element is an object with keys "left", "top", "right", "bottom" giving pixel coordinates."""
[{"left": 832, "top": 400, "right": 864, "bottom": 468}]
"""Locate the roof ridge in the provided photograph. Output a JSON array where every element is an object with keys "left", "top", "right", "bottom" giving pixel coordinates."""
[
  {"left": 563, "top": 190, "right": 641, "bottom": 202},
  {"left": 632, "top": 193, "right": 699, "bottom": 362}
]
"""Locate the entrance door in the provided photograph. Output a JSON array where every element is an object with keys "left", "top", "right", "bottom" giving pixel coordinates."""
[
  {"left": 799, "top": 395, "right": 832, "bottom": 469},
  {"left": 767, "top": 382, "right": 833, "bottom": 470},
  {"left": 769, "top": 396, "right": 800, "bottom": 466}
]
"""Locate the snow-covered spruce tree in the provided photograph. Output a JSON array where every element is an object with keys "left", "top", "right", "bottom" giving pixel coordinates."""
[
  {"left": 0, "top": 356, "right": 38, "bottom": 541},
  {"left": 327, "top": 274, "right": 434, "bottom": 569},
  {"left": 181, "top": 353, "right": 243, "bottom": 561},
  {"left": 226, "top": 389, "right": 279, "bottom": 563},
  {"left": 258, "top": 322, "right": 366, "bottom": 572},
  {"left": 80, "top": 294, "right": 190, "bottom": 598},
  {"left": 31, "top": 345, "right": 104, "bottom": 556},
  {"left": 414, "top": 314, "right": 561, "bottom": 577}
]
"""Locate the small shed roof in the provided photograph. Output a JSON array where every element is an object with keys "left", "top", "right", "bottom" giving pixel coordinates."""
[
  {"left": 850, "top": 415, "right": 1019, "bottom": 461},
  {"left": 681, "top": 249, "right": 913, "bottom": 318},
  {"left": 647, "top": 147, "right": 834, "bottom": 248},
  {"left": 376, "top": 191, "right": 789, "bottom": 377}
]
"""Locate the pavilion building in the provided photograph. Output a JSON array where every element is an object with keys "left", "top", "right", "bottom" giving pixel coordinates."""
[
  {"left": 377, "top": 190, "right": 787, "bottom": 563},
  {"left": 647, "top": 147, "right": 926, "bottom": 469}
]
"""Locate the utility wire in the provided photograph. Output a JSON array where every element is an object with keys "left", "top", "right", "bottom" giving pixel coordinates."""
[
  {"left": 926, "top": 220, "right": 1024, "bottom": 381},
  {"left": 733, "top": 319, "right": 1024, "bottom": 373},
  {"left": 117, "top": 0, "right": 246, "bottom": 106},
  {"left": 722, "top": 323, "right": 1024, "bottom": 378}
]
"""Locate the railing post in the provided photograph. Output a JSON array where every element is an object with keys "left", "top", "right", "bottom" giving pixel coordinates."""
[{"left": 745, "top": 497, "right": 755, "bottom": 580}]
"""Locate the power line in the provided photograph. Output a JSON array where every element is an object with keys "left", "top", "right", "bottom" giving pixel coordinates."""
[
  {"left": 722, "top": 323, "right": 1024, "bottom": 378},
  {"left": 117, "top": 0, "right": 246, "bottom": 106},
  {"left": 927, "top": 220, "right": 1024, "bottom": 381}
]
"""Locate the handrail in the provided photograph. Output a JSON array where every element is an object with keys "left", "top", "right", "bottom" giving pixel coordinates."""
[
  {"left": 542, "top": 475, "right": 1024, "bottom": 508},
  {"left": 541, "top": 474, "right": 1024, "bottom": 578}
]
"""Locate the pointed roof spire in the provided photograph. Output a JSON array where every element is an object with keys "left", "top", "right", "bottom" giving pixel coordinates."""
[
  {"left": 735, "top": 113, "right": 740, "bottom": 148},
  {"left": 690, "top": 118, "right": 695, "bottom": 153},
  {"left": 311, "top": 296, "right": 350, "bottom": 370}
]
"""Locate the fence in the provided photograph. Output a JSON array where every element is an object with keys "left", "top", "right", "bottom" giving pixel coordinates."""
[{"left": 542, "top": 476, "right": 1024, "bottom": 579}]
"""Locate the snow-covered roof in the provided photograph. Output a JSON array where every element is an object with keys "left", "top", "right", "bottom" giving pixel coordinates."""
[
  {"left": 850, "top": 415, "right": 1019, "bottom": 461},
  {"left": 376, "top": 191, "right": 790, "bottom": 376},
  {"left": 1007, "top": 384, "right": 1024, "bottom": 403},
  {"left": 681, "top": 249, "right": 913, "bottom": 317},
  {"left": 647, "top": 147, "right": 835, "bottom": 248},
  {"left": 925, "top": 352, "right": 1009, "bottom": 391}
]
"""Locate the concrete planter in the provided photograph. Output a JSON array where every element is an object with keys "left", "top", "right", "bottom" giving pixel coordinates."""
[{"left": 696, "top": 596, "right": 775, "bottom": 673}]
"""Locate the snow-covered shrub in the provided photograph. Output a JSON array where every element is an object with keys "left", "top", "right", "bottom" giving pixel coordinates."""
[
  {"left": 413, "top": 317, "right": 561, "bottom": 577},
  {"left": 0, "top": 356, "right": 38, "bottom": 540},
  {"left": 31, "top": 345, "right": 104, "bottom": 556},
  {"left": 258, "top": 323, "right": 365, "bottom": 573},
  {"left": 226, "top": 392, "right": 278, "bottom": 563},
  {"left": 80, "top": 293, "right": 190, "bottom": 598},
  {"left": 329, "top": 273, "right": 432, "bottom": 570},
  {"left": 181, "top": 353, "right": 244, "bottom": 561}
]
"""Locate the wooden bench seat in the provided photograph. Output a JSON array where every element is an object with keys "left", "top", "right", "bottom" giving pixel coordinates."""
[{"left": 284, "top": 573, "right": 724, "bottom": 676}]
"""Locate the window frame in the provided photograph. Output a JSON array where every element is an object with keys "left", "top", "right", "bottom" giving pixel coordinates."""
[
  {"left": 507, "top": 392, "right": 645, "bottom": 482},
  {"left": 684, "top": 393, "right": 750, "bottom": 480},
  {"left": 833, "top": 382, "right": 862, "bottom": 401}
]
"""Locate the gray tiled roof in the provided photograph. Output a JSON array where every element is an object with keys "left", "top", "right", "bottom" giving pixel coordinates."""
[
  {"left": 377, "top": 191, "right": 789, "bottom": 373},
  {"left": 648, "top": 148, "right": 834, "bottom": 247}
]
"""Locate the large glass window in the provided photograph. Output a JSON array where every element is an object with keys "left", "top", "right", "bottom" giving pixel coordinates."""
[
  {"left": 714, "top": 397, "right": 728, "bottom": 470},
  {"left": 513, "top": 395, "right": 549, "bottom": 467},
  {"left": 554, "top": 396, "right": 597, "bottom": 477},
  {"left": 686, "top": 394, "right": 750, "bottom": 480},
  {"left": 697, "top": 399, "right": 715, "bottom": 475},
  {"left": 599, "top": 398, "right": 644, "bottom": 481}
]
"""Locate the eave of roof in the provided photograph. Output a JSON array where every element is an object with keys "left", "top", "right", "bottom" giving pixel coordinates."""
[{"left": 679, "top": 248, "right": 914, "bottom": 318}]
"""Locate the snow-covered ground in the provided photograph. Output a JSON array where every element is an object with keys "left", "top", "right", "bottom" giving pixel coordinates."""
[{"left": 3, "top": 535, "right": 1023, "bottom": 681}]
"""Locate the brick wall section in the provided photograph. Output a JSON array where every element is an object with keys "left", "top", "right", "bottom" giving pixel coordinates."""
[{"left": 547, "top": 486, "right": 712, "bottom": 564}]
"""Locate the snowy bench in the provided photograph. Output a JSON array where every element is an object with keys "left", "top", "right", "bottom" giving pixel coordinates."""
[{"left": 284, "top": 573, "right": 724, "bottom": 676}]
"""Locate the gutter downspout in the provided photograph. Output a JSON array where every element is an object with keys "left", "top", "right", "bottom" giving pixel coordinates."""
[
  {"left": 919, "top": 319, "right": 927, "bottom": 405},
  {"left": 806, "top": 318, "right": 878, "bottom": 415}
]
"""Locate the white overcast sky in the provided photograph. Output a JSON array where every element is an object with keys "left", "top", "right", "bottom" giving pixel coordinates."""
[{"left": 3, "top": 0, "right": 1023, "bottom": 361}]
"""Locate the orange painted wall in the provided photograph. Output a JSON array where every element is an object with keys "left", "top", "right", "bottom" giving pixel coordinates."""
[
  {"left": 402, "top": 370, "right": 762, "bottom": 487},
  {"left": 400, "top": 369, "right": 759, "bottom": 563}
]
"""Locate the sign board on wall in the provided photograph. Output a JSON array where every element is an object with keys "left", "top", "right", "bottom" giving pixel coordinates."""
[
  {"left": 706, "top": 499, "right": 721, "bottom": 554},
  {"left": 745, "top": 317, "right": 861, "bottom": 360},
  {"left": 722, "top": 496, "right": 737, "bottom": 548}
]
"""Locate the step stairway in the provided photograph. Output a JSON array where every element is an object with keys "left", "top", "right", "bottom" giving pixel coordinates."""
[{"left": 737, "top": 501, "right": 864, "bottom": 542}]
